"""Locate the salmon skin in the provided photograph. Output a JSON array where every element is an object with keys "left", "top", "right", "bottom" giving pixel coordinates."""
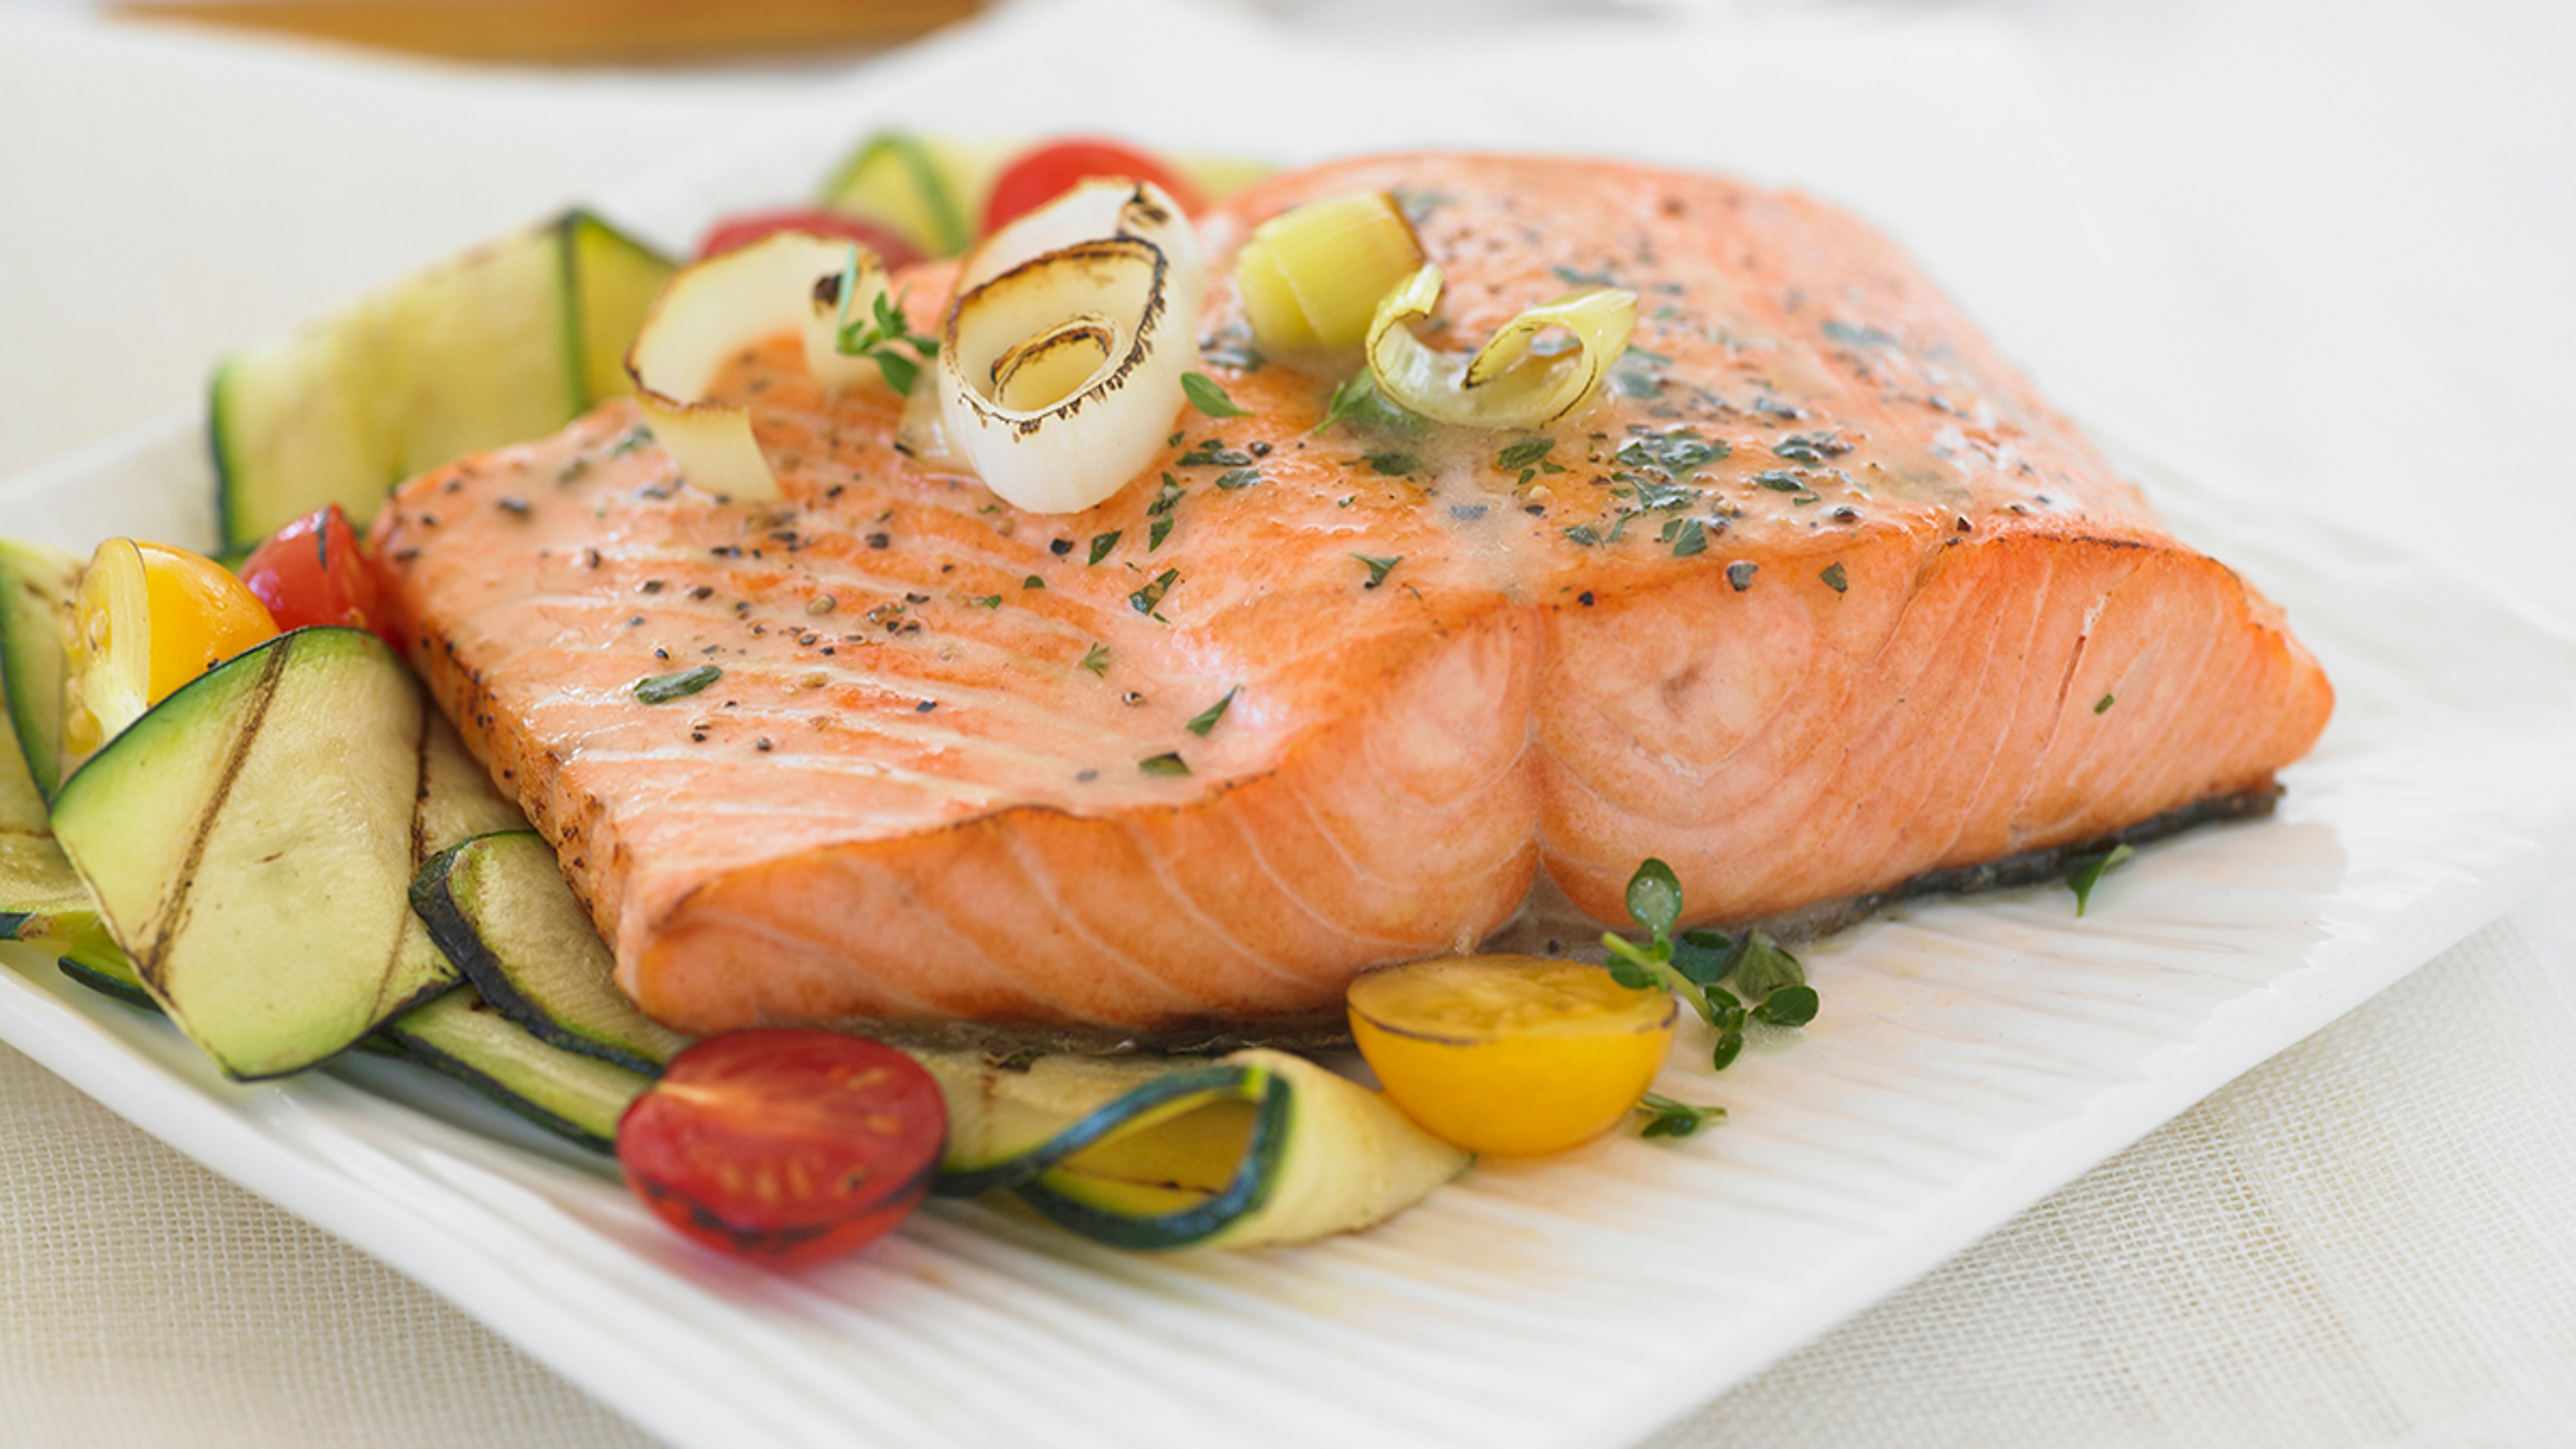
[{"left": 374, "top": 152, "right": 2332, "bottom": 1039}]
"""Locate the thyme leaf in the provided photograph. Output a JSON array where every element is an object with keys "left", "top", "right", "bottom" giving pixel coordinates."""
[
  {"left": 2066, "top": 843, "right": 2135, "bottom": 916},
  {"left": 633, "top": 665, "right": 720, "bottom": 704},
  {"left": 1182, "top": 371, "right": 1251, "bottom": 418},
  {"left": 1184, "top": 688, "right": 1238, "bottom": 737},
  {"left": 1636, "top": 1093, "right": 1726, "bottom": 1138},
  {"left": 1129, "top": 568, "right": 1179, "bottom": 614}
]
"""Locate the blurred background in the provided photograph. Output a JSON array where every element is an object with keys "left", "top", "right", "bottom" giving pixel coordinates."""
[{"left": 6, "top": 0, "right": 2571, "bottom": 620}]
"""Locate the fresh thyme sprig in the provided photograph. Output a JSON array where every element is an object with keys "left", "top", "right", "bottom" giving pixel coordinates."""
[
  {"left": 1605, "top": 857, "right": 1820, "bottom": 1077},
  {"left": 837, "top": 288, "right": 940, "bottom": 394}
]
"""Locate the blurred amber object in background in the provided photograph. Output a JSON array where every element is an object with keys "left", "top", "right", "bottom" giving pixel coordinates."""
[{"left": 106, "top": 0, "right": 985, "bottom": 64}]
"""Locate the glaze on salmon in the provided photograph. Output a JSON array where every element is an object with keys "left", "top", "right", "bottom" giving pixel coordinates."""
[{"left": 374, "top": 153, "right": 2332, "bottom": 1036}]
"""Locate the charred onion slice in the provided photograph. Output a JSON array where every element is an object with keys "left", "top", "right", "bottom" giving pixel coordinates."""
[
  {"left": 623, "top": 231, "right": 893, "bottom": 502},
  {"left": 1364, "top": 264, "right": 1638, "bottom": 429},
  {"left": 935, "top": 179, "right": 1203, "bottom": 515}
]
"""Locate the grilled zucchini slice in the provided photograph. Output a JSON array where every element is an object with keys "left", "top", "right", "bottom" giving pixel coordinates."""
[
  {"left": 920, "top": 1047, "right": 1467, "bottom": 1250},
  {"left": 411, "top": 829, "right": 692, "bottom": 1074},
  {"left": 210, "top": 209, "right": 673, "bottom": 552},
  {"left": 49, "top": 628, "right": 470, "bottom": 1078},
  {"left": 377, "top": 987, "right": 651, "bottom": 1150}
]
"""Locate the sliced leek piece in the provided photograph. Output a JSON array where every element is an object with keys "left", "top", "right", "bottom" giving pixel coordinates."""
[
  {"left": 624, "top": 231, "right": 895, "bottom": 504},
  {"left": 1233, "top": 191, "right": 1423, "bottom": 355},
  {"left": 1366, "top": 264, "right": 1638, "bottom": 429},
  {"left": 918, "top": 1046, "right": 1468, "bottom": 1250},
  {"left": 936, "top": 180, "right": 1203, "bottom": 515}
]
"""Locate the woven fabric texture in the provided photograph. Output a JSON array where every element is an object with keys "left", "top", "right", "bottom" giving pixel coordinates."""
[{"left": 1654, "top": 919, "right": 2576, "bottom": 1448}]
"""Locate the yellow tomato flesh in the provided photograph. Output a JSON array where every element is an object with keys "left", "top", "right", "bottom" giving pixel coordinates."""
[
  {"left": 62, "top": 539, "right": 278, "bottom": 755},
  {"left": 1347, "top": 954, "right": 1677, "bottom": 1157}
]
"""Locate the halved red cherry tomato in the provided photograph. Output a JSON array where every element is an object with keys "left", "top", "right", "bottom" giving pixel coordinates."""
[
  {"left": 694, "top": 208, "right": 925, "bottom": 272},
  {"left": 981, "top": 138, "right": 1205, "bottom": 235},
  {"left": 616, "top": 1030, "right": 947, "bottom": 1267},
  {"left": 235, "top": 504, "right": 398, "bottom": 651}
]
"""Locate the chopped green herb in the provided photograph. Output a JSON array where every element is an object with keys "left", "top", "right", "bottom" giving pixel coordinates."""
[
  {"left": 2095, "top": 693, "right": 2115, "bottom": 714},
  {"left": 837, "top": 287, "right": 941, "bottom": 394},
  {"left": 608, "top": 426, "right": 654, "bottom": 457},
  {"left": 1314, "top": 372, "right": 1426, "bottom": 436},
  {"left": 1619, "top": 429, "right": 1729, "bottom": 478},
  {"left": 1177, "top": 438, "right": 1254, "bottom": 468},
  {"left": 1149, "top": 474, "right": 1185, "bottom": 515},
  {"left": 1636, "top": 1093, "right": 1725, "bottom": 1139},
  {"left": 1214, "top": 467, "right": 1263, "bottom": 490},
  {"left": 1498, "top": 437, "right": 1556, "bottom": 472},
  {"left": 969, "top": 594, "right": 1002, "bottom": 610},
  {"left": 1772, "top": 431, "right": 1852, "bottom": 464},
  {"left": 634, "top": 664, "right": 720, "bottom": 704},
  {"left": 1608, "top": 345, "right": 1673, "bottom": 400},
  {"left": 1079, "top": 643, "right": 1110, "bottom": 676},
  {"left": 1752, "top": 470, "right": 1813, "bottom": 493},
  {"left": 1184, "top": 688, "right": 1238, "bottom": 737},
  {"left": 1553, "top": 263, "right": 1620, "bottom": 288},
  {"left": 1821, "top": 319, "right": 1898, "bottom": 349},
  {"left": 1391, "top": 186, "right": 1453, "bottom": 225},
  {"left": 1129, "top": 568, "right": 1179, "bottom": 613},
  {"left": 1149, "top": 515, "right": 1175, "bottom": 551},
  {"left": 1669, "top": 518, "right": 1708, "bottom": 557},
  {"left": 1087, "top": 531, "right": 1122, "bottom": 566},
  {"left": 2065, "top": 843, "right": 2135, "bottom": 916},
  {"left": 1139, "top": 752, "right": 1191, "bottom": 777},
  {"left": 1362, "top": 451, "right": 1419, "bottom": 477},
  {"left": 1564, "top": 523, "right": 1603, "bottom": 547},
  {"left": 1820, "top": 561, "right": 1848, "bottom": 592},
  {"left": 1352, "top": 553, "right": 1400, "bottom": 588},
  {"left": 1622, "top": 474, "right": 1697, "bottom": 511},
  {"left": 1182, "top": 371, "right": 1251, "bottom": 418},
  {"left": 1200, "top": 330, "right": 1263, "bottom": 372},
  {"left": 1023, "top": 575, "right": 1045, "bottom": 589}
]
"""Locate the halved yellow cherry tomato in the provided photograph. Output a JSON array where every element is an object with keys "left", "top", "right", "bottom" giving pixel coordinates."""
[
  {"left": 62, "top": 538, "right": 279, "bottom": 755},
  {"left": 1346, "top": 953, "right": 1677, "bottom": 1157}
]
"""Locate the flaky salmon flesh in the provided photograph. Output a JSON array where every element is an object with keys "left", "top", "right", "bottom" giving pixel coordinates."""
[{"left": 373, "top": 152, "right": 2332, "bottom": 1038}]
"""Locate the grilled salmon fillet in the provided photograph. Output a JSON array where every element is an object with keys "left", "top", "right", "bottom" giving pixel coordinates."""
[{"left": 373, "top": 152, "right": 2332, "bottom": 1036}]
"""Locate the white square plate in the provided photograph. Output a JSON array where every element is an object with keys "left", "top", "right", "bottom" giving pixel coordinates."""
[{"left": 6, "top": 5, "right": 2575, "bottom": 1446}]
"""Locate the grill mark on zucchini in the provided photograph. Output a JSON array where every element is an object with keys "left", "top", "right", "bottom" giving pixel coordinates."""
[
  {"left": 134, "top": 645, "right": 286, "bottom": 985},
  {"left": 364, "top": 700, "right": 440, "bottom": 1024}
]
